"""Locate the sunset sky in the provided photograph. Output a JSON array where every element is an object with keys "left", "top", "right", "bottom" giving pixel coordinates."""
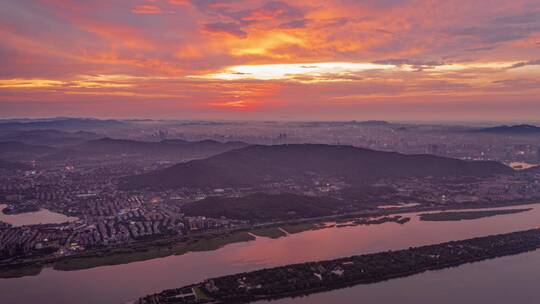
[{"left": 1, "top": 0, "right": 539, "bottom": 122}]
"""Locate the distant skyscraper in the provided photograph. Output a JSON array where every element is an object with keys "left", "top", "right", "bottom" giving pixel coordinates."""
[
  {"left": 156, "top": 129, "right": 168, "bottom": 141},
  {"left": 427, "top": 144, "right": 439, "bottom": 155}
]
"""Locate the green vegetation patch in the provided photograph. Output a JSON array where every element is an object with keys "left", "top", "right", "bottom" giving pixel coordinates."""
[
  {"left": 53, "top": 231, "right": 256, "bottom": 271},
  {"left": 251, "top": 227, "right": 287, "bottom": 239},
  {"left": 419, "top": 208, "right": 532, "bottom": 222},
  {"left": 0, "top": 264, "right": 43, "bottom": 278},
  {"left": 193, "top": 287, "right": 210, "bottom": 300},
  {"left": 281, "top": 222, "right": 317, "bottom": 234}
]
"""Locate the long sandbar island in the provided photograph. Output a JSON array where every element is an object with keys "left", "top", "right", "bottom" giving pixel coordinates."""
[{"left": 137, "top": 228, "right": 540, "bottom": 304}]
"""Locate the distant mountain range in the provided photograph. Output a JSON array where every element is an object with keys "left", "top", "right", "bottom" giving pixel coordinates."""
[
  {"left": 298, "top": 120, "right": 391, "bottom": 127},
  {"left": 0, "top": 159, "right": 29, "bottom": 170},
  {"left": 0, "top": 135, "right": 247, "bottom": 162},
  {"left": 353, "top": 120, "right": 391, "bottom": 126},
  {"left": 0, "top": 141, "right": 57, "bottom": 154},
  {"left": 42, "top": 137, "right": 248, "bottom": 161},
  {"left": 0, "top": 129, "right": 99, "bottom": 160},
  {"left": 0, "top": 129, "right": 101, "bottom": 146},
  {"left": 472, "top": 124, "right": 540, "bottom": 134},
  {"left": 120, "top": 144, "right": 513, "bottom": 190},
  {"left": 0, "top": 118, "right": 124, "bottom": 130}
]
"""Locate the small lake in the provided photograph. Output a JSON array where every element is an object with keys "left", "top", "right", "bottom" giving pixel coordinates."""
[
  {"left": 0, "top": 204, "right": 79, "bottom": 227},
  {"left": 508, "top": 161, "right": 538, "bottom": 170},
  {"left": 1, "top": 203, "right": 540, "bottom": 304}
]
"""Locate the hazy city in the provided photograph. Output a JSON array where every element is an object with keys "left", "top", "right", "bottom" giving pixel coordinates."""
[{"left": 1, "top": 1, "right": 540, "bottom": 304}]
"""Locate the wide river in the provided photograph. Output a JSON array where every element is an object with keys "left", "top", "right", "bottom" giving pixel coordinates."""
[{"left": 1, "top": 203, "right": 540, "bottom": 304}]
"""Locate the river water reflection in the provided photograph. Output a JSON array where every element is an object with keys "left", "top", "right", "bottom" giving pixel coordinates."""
[{"left": 1, "top": 203, "right": 540, "bottom": 304}]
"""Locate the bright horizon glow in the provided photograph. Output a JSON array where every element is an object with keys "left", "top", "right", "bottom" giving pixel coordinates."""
[
  {"left": 193, "top": 62, "right": 396, "bottom": 82},
  {"left": 193, "top": 61, "right": 528, "bottom": 82}
]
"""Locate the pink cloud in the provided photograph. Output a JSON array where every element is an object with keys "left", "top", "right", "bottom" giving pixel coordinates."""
[{"left": 132, "top": 5, "right": 163, "bottom": 14}]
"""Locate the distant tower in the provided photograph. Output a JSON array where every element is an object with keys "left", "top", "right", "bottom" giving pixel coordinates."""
[
  {"left": 157, "top": 129, "right": 168, "bottom": 141},
  {"left": 276, "top": 133, "right": 287, "bottom": 142},
  {"left": 427, "top": 144, "right": 439, "bottom": 155}
]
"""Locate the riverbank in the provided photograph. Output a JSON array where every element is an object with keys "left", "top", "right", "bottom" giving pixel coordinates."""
[
  {"left": 1, "top": 199, "right": 539, "bottom": 278},
  {"left": 0, "top": 222, "right": 322, "bottom": 278},
  {"left": 137, "top": 228, "right": 540, "bottom": 304},
  {"left": 5, "top": 200, "right": 540, "bottom": 304},
  {"left": 0, "top": 230, "right": 255, "bottom": 278},
  {"left": 419, "top": 208, "right": 532, "bottom": 221}
]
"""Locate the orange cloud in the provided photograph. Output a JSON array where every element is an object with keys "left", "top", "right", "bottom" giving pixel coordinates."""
[
  {"left": 207, "top": 100, "right": 254, "bottom": 109},
  {"left": 169, "top": 0, "right": 189, "bottom": 5},
  {"left": 132, "top": 5, "right": 163, "bottom": 14}
]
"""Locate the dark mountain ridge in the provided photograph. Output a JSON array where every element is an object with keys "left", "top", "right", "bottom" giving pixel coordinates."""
[
  {"left": 0, "top": 159, "right": 30, "bottom": 170},
  {"left": 43, "top": 137, "right": 248, "bottom": 160},
  {"left": 472, "top": 124, "right": 540, "bottom": 134},
  {"left": 0, "top": 141, "right": 57, "bottom": 154},
  {"left": 0, "top": 141, "right": 58, "bottom": 160},
  {"left": 0, "top": 118, "right": 124, "bottom": 130},
  {"left": 0, "top": 129, "right": 101, "bottom": 146},
  {"left": 121, "top": 144, "right": 513, "bottom": 190}
]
